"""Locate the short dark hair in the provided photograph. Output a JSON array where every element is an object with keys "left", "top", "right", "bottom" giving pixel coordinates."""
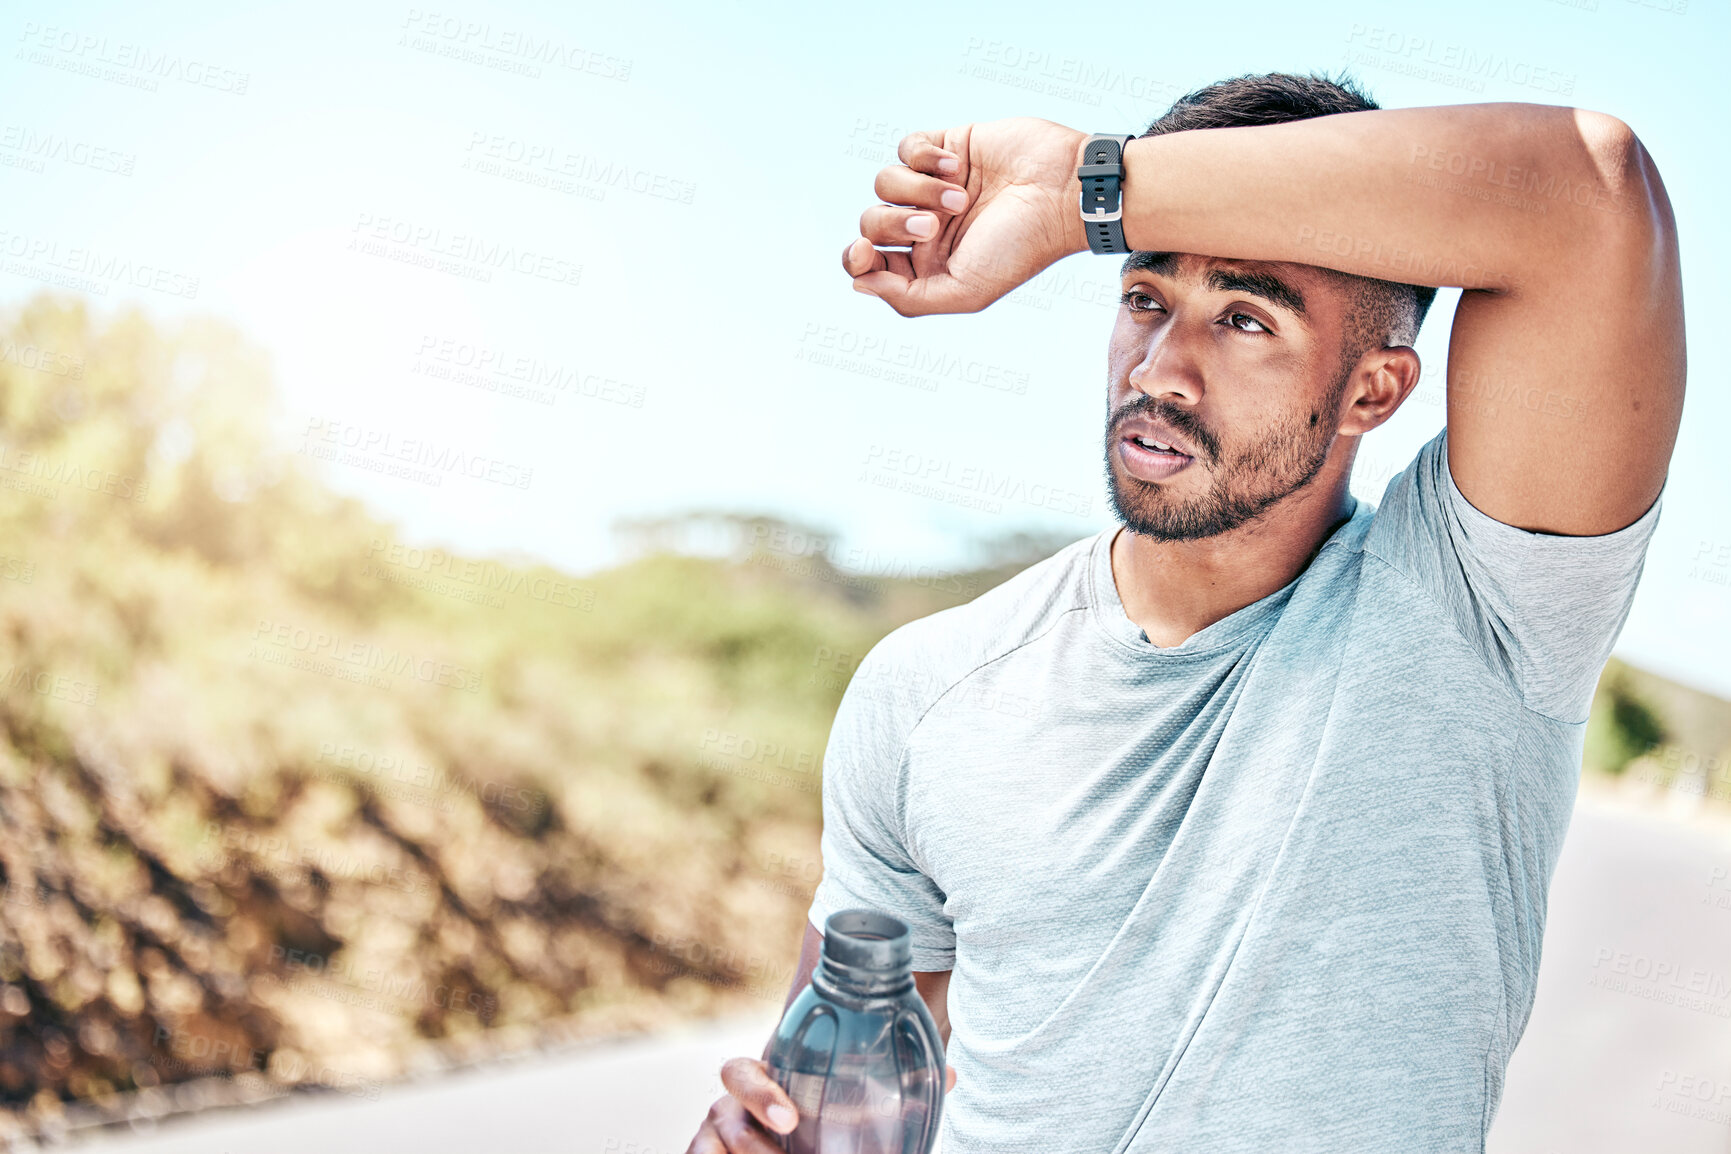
[{"left": 1135, "top": 72, "right": 1437, "bottom": 360}]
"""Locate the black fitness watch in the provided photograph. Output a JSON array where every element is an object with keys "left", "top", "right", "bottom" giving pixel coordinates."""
[{"left": 1079, "top": 133, "right": 1134, "bottom": 254}]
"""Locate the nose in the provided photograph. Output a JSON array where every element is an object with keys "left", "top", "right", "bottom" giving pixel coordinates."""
[{"left": 1124, "top": 319, "right": 1204, "bottom": 406}]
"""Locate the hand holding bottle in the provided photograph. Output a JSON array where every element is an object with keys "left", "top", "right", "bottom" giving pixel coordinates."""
[{"left": 685, "top": 1056, "right": 956, "bottom": 1154}]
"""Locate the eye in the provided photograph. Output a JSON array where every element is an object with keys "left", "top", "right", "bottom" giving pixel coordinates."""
[
  {"left": 1224, "top": 311, "right": 1269, "bottom": 333},
  {"left": 1119, "top": 290, "right": 1161, "bottom": 312}
]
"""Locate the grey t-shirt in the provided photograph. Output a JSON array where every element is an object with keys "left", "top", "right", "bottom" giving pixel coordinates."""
[{"left": 807, "top": 426, "right": 1663, "bottom": 1153}]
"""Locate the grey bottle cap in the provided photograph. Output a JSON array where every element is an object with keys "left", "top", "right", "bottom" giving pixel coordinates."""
[{"left": 823, "top": 908, "right": 912, "bottom": 974}]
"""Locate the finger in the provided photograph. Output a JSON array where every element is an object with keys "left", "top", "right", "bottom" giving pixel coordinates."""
[
  {"left": 946, "top": 1065, "right": 957, "bottom": 1093},
  {"left": 720, "top": 1057, "right": 799, "bottom": 1136},
  {"left": 714, "top": 1110, "right": 790, "bottom": 1154},
  {"left": 897, "top": 129, "right": 965, "bottom": 181},
  {"left": 852, "top": 267, "right": 937, "bottom": 317},
  {"left": 873, "top": 165, "right": 969, "bottom": 216},
  {"left": 842, "top": 238, "right": 887, "bottom": 277},
  {"left": 855, "top": 267, "right": 992, "bottom": 317},
  {"left": 691, "top": 1097, "right": 739, "bottom": 1154},
  {"left": 685, "top": 1120, "right": 728, "bottom": 1154},
  {"left": 844, "top": 241, "right": 915, "bottom": 297},
  {"left": 700, "top": 1095, "right": 785, "bottom": 1154},
  {"left": 860, "top": 204, "right": 942, "bottom": 247},
  {"left": 843, "top": 238, "right": 912, "bottom": 279}
]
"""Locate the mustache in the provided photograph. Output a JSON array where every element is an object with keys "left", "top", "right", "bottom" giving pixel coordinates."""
[{"left": 1108, "top": 396, "right": 1219, "bottom": 465}]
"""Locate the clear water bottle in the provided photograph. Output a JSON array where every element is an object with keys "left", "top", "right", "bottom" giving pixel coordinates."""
[{"left": 764, "top": 908, "right": 946, "bottom": 1154}]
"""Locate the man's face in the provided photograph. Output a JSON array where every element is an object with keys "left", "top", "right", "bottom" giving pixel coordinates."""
[{"left": 1104, "top": 252, "right": 1355, "bottom": 541}]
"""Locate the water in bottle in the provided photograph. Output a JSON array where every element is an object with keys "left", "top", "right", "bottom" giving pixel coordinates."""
[{"left": 764, "top": 908, "right": 946, "bottom": 1154}]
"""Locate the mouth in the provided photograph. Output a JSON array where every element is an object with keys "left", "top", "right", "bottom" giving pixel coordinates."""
[
  {"left": 1114, "top": 407, "right": 1203, "bottom": 482},
  {"left": 1118, "top": 433, "right": 1194, "bottom": 481},
  {"left": 1127, "top": 433, "right": 1189, "bottom": 458}
]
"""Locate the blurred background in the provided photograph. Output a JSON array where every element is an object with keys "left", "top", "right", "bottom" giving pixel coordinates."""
[{"left": 0, "top": 1, "right": 1726, "bottom": 1152}]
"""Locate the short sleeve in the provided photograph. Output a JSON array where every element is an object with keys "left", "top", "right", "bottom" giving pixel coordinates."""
[
  {"left": 1362, "top": 426, "right": 1663, "bottom": 725},
  {"left": 807, "top": 636, "right": 957, "bottom": 970}
]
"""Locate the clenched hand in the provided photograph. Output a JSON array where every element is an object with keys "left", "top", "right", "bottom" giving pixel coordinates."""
[
  {"left": 842, "top": 117, "right": 1091, "bottom": 316},
  {"left": 685, "top": 1055, "right": 957, "bottom": 1152}
]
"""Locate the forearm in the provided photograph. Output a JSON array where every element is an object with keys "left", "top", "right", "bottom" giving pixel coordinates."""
[
  {"left": 762, "top": 922, "right": 824, "bottom": 1060},
  {"left": 1090, "top": 103, "right": 1658, "bottom": 293}
]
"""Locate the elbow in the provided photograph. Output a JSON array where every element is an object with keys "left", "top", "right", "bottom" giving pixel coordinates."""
[
  {"left": 1575, "top": 109, "right": 1641, "bottom": 187},
  {"left": 1576, "top": 110, "right": 1674, "bottom": 249},
  {"left": 1576, "top": 111, "right": 1682, "bottom": 354}
]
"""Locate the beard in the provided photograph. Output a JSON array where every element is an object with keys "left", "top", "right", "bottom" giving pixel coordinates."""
[{"left": 1103, "top": 369, "right": 1348, "bottom": 542}]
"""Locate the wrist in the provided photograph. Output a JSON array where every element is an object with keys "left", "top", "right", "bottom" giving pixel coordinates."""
[
  {"left": 1064, "top": 130, "right": 1092, "bottom": 256},
  {"left": 1119, "top": 135, "right": 1151, "bottom": 252},
  {"left": 1074, "top": 132, "right": 1139, "bottom": 255}
]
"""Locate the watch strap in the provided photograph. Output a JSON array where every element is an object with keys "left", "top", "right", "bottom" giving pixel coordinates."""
[{"left": 1079, "top": 133, "right": 1134, "bottom": 255}]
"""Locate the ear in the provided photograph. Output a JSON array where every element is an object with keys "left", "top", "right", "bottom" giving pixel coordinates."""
[{"left": 1337, "top": 346, "right": 1421, "bottom": 436}]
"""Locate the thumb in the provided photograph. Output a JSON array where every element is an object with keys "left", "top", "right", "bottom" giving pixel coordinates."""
[
  {"left": 945, "top": 1064, "right": 957, "bottom": 1093},
  {"left": 852, "top": 269, "right": 955, "bottom": 318},
  {"left": 721, "top": 1057, "right": 799, "bottom": 1135}
]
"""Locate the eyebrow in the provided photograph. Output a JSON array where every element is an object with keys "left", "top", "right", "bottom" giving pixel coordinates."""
[
  {"left": 1119, "top": 251, "right": 1307, "bottom": 318},
  {"left": 1120, "top": 251, "right": 1178, "bottom": 279}
]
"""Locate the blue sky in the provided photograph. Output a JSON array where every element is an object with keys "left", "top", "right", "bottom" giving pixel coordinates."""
[{"left": 2, "top": 0, "right": 1727, "bottom": 697}]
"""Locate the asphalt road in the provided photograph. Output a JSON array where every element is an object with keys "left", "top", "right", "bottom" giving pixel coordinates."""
[
  {"left": 44, "top": 793, "right": 1731, "bottom": 1154},
  {"left": 1485, "top": 793, "right": 1731, "bottom": 1154}
]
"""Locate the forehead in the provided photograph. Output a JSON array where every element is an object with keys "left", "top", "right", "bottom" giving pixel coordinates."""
[{"left": 1119, "top": 251, "right": 1344, "bottom": 319}]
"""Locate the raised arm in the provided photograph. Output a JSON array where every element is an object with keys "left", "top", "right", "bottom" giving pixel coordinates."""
[{"left": 844, "top": 103, "right": 1682, "bottom": 535}]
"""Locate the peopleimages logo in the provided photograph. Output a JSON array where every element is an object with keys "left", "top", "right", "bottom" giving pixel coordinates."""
[
  {"left": 463, "top": 132, "right": 695, "bottom": 204},
  {"left": 412, "top": 335, "right": 645, "bottom": 409},
  {"left": 860, "top": 443, "right": 1092, "bottom": 518},
  {"left": 197, "top": 823, "right": 432, "bottom": 895},
  {"left": 364, "top": 539, "right": 595, "bottom": 611},
  {"left": 0, "top": 124, "right": 135, "bottom": 175},
  {"left": 956, "top": 37, "right": 1185, "bottom": 107},
  {"left": 348, "top": 212, "right": 582, "bottom": 289},
  {"left": 1342, "top": 24, "right": 1576, "bottom": 96},
  {"left": 0, "top": 337, "right": 84, "bottom": 378},
  {"left": 1, "top": 664, "right": 100, "bottom": 707},
  {"left": 315, "top": 739, "right": 546, "bottom": 815},
  {"left": 0, "top": 227, "right": 199, "bottom": 299},
  {"left": 796, "top": 322, "right": 1030, "bottom": 396},
  {"left": 249, "top": 618, "right": 484, "bottom": 694},
  {"left": 1588, "top": 945, "right": 1731, "bottom": 1018},
  {"left": 300, "top": 418, "right": 534, "bottom": 490},
  {"left": 0, "top": 440, "right": 148, "bottom": 501},
  {"left": 398, "top": 9, "right": 632, "bottom": 81},
  {"left": 15, "top": 21, "right": 251, "bottom": 95}
]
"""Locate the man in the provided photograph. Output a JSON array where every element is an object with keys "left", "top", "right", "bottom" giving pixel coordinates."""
[{"left": 686, "top": 73, "right": 1681, "bottom": 1152}]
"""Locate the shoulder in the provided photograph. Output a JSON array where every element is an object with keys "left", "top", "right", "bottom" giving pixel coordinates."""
[
  {"left": 850, "top": 529, "right": 1101, "bottom": 716},
  {"left": 1360, "top": 428, "right": 1445, "bottom": 558},
  {"left": 1356, "top": 425, "right": 1662, "bottom": 723}
]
